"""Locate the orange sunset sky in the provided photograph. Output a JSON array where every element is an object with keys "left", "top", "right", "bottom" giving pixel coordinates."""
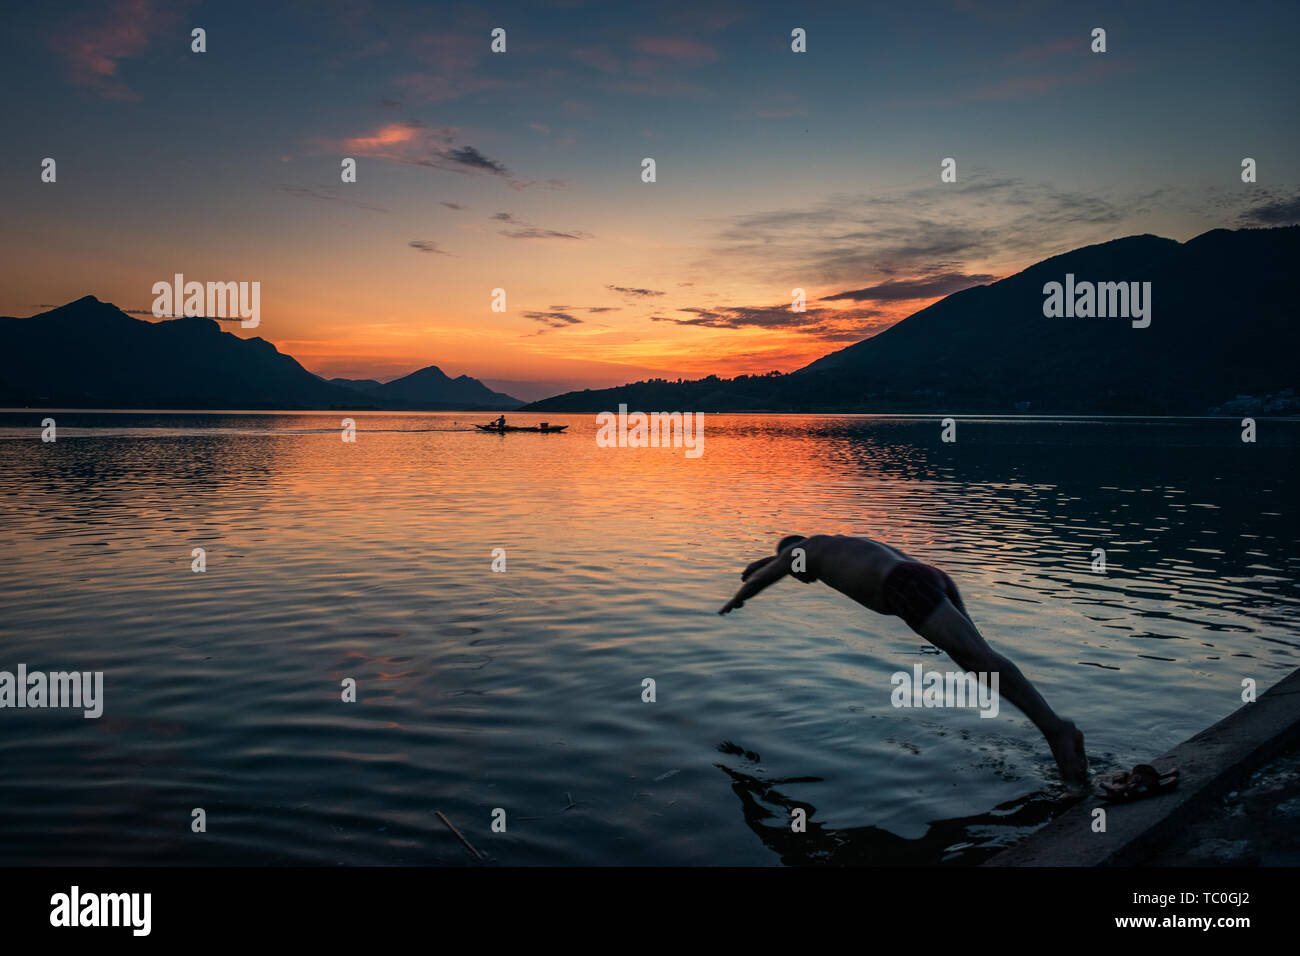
[{"left": 3, "top": 0, "right": 1296, "bottom": 400}]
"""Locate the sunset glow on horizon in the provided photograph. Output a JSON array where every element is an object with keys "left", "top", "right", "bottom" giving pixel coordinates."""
[{"left": 3, "top": 0, "right": 1297, "bottom": 400}]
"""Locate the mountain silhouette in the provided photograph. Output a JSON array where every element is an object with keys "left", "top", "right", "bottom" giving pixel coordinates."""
[
  {"left": 526, "top": 226, "right": 1300, "bottom": 415},
  {"left": 327, "top": 377, "right": 383, "bottom": 391},
  {"left": 342, "top": 365, "right": 522, "bottom": 409},
  {"left": 0, "top": 297, "right": 520, "bottom": 410}
]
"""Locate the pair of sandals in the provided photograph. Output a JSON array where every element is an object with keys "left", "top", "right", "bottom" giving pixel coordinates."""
[{"left": 1099, "top": 764, "right": 1180, "bottom": 803}]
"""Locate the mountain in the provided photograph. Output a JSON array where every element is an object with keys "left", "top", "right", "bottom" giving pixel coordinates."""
[
  {"left": 0, "top": 297, "right": 521, "bottom": 410},
  {"left": 327, "top": 377, "right": 383, "bottom": 391},
  {"left": 526, "top": 226, "right": 1300, "bottom": 415},
  {"left": 363, "top": 365, "right": 523, "bottom": 409}
]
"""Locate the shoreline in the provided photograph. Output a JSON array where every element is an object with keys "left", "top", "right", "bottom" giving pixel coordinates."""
[{"left": 985, "top": 666, "right": 1300, "bottom": 867}]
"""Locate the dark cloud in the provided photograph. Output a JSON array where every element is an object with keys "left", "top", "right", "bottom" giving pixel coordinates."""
[
  {"left": 439, "top": 201, "right": 466, "bottom": 210},
  {"left": 274, "top": 185, "right": 388, "bottom": 213},
  {"left": 606, "top": 285, "right": 665, "bottom": 297},
  {"left": 704, "top": 179, "right": 1142, "bottom": 287},
  {"left": 550, "top": 304, "right": 620, "bottom": 313},
  {"left": 493, "top": 212, "right": 590, "bottom": 240},
  {"left": 524, "top": 310, "right": 584, "bottom": 328},
  {"left": 443, "top": 145, "right": 509, "bottom": 175},
  {"left": 408, "top": 240, "right": 450, "bottom": 255},
  {"left": 1239, "top": 193, "right": 1300, "bottom": 226},
  {"left": 653, "top": 304, "right": 886, "bottom": 337},
  {"left": 821, "top": 271, "right": 996, "bottom": 303}
]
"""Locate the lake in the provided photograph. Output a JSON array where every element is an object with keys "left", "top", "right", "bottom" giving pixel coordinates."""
[{"left": 0, "top": 411, "right": 1296, "bottom": 865}]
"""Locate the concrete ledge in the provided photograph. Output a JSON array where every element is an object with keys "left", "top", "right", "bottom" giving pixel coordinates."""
[{"left": 984, "top": 666, "right": 1300, "bottom": 867}]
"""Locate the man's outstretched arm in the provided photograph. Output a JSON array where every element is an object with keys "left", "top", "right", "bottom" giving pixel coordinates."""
[{"left": 719, "top": 551, "right": 794, "bottom": 614}]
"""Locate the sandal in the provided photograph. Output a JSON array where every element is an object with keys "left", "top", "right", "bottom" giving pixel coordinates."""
[{"left": 1100, "top": 764, "right": 1180, "bottom": 803}]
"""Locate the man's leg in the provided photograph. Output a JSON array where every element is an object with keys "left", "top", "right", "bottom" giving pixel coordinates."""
[{"left": 917, "top": 601, "right": 1088, "bottom": 783}]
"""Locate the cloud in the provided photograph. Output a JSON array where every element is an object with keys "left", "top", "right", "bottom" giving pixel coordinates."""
[
  {"left": 652, "top": 303, "right": 889, "bottom": 340},
  {"left": 703, "top": 178, "right": 1143, "bottom": 289},
  {"left": 606, "top": 285, "right": 665, "bottom": 297},
  {"left": 525, "top": 310, "right": 584, "bottom": 328},
  {"left": 124, "top": 307, "right": 238, "bottom": 322},
  {"left": 275, "top": 186, "right": 388, "bottom": 213},
  {"left": 408, "top": 240, "right": 451, "bottom": 255},
  {"left": 493, "top": 212, "right": 590, "bottom": 240},
  {"left": 821, "top": 271, "right": 996, "bottom": 303},
  {"left": 445, "top": 146, "right": 509, "bottom": 175},
  {"left": 439, "top": 201, "right": 466, "bottom": 210},
  {"left": 549, "top": 304, "right": 621, "bottom": 314},
  {"left": 345, "top": 122, "right": 422, "bottom": 151},
  {"left": 57, "top": 0, "right": 189, "bottom": 100},
  {"left": 1238, "top": 192, "right": 1300, "bottom": 227},
  {"left": 334, "top": 121, "right": 515, "bottom": 180}
]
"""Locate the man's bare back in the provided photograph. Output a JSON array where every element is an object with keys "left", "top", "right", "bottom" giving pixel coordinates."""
[{"left": 719, "top": 534, "right": 1089, "bottom": 784}]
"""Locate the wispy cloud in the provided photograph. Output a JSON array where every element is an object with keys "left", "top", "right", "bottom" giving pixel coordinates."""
[
  {"left": 332, "top": 120, "right": 515, "bottom": 180},
  {"left": 606, "top": 285, "right": 665, "bottom": 297},
  {"left": 1238, "top": 191, "right": 1300, "bottom": 227},
  {"left": 275, "top": 186, "right": 388, "bottom": 213},
  {"left": 704, "top": 178, "right": 1151, "bottom": 289},
  {"left": 57, "top": 0, "right": 189, "bottom": 100},
  {"left": 408, "top": 240, "right": 451, "bottom": 255},
  {"left": 445, "top": 146, "right": 509, "bottom": 176},
  {"left": 653, "top": 303, "right": 890, "bottom": 341},
  {"left": 493, "top": 212, "right": 590, "bottom": 240},
  {"left": 330, "top": 121, "right": 566, "bottom": 190},
  {"left": 821, "top": 271, "right": 996, "bottom": 303},
  {"left": 525, "top": 310, "right": 585, "bottom": 330}
]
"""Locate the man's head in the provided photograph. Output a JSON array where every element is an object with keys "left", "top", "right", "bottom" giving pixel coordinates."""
[
  {"left": 777, "top": 534, "right": 807, "bottom": 553},
  {"left": 777, "top": 534, "right": 816, "bottom": 582}
]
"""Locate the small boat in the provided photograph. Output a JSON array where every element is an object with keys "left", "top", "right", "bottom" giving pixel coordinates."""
[{"left": 475, "top": 422, "right": 568, "bottom": 433}]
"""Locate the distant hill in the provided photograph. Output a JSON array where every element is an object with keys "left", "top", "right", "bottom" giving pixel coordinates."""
[
  {"left": 526, "top": 226, "right": 1300, "bottom": 415},
  {"left": 0, "top": 297, "right": 521, "bottom": 410},
  {"left": 358, "top": 365, "right": 522, "bottom": 409},
  {"left": 327, "top": 377, "right": 382, "bottom": 391}
]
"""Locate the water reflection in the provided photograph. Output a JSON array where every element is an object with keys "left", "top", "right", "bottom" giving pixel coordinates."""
[{"left": 0, "top": 412, "right": 1295, "bottom": 865}]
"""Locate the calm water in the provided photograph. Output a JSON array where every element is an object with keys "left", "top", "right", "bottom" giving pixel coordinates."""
[{"left": 1, "top": 411, "right": 1297, "bottom": 866}]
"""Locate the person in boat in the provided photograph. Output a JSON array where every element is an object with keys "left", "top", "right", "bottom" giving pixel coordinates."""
[
  {"left": 494, "top": 415, "right": 506, "bottom": 429},
  {"left": 718, "top": 534, "right": 1089, "bottom": 785}
]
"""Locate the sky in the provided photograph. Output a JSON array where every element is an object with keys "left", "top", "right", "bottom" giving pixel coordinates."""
[{"left": 1, "top": 0, "right": 1297, "bottom": 400}]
